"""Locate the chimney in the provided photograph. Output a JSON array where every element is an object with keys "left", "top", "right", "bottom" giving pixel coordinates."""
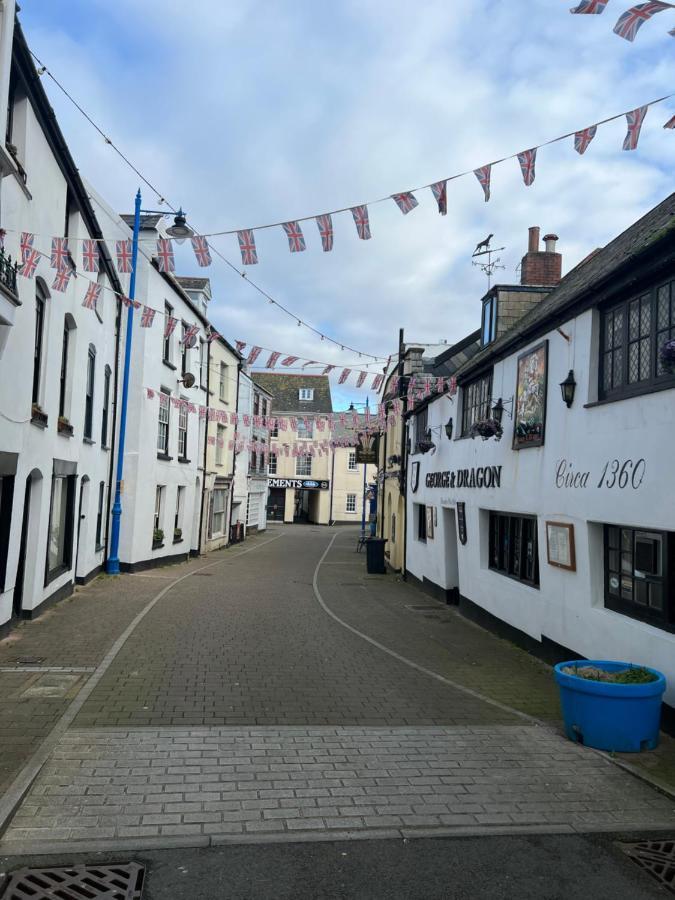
[
  {"left": 404, "top": 347, "right": 424, "bottom": 376},
  {"left": 520, "top": 226, "right": 562, "bottom": 287}
]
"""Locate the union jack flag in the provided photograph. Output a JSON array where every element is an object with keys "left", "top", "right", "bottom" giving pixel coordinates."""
[
  {"left": 266, "top": 350, "right": 282, "bottom": 368},
  {"left": 116, "top": 239, "right": 133, "bottom": 273},
  {"left": 235, "top": 340, "right": 247, "bottom": 353},
  {"left": 181, "top": 323, "right": 199, "bottom": 345},
  {"left": 81, "top": 282, "right": 100, "bottom": 310},
  {"left": 50, "top": 237, "right": 70, "bottom": 271},
  {"left": 206, "top": 328, "right": 220, "bottom": 343},
  {"left": 207, "top": 435, "right": 216, "bottom": 446},
  {"left": 322, "top": 364, "right": 335, "bottom": 375},
  {"left": 156, "top": 238, "right": 175, "bottom": 273},
  {"left": 517, "top": 148, "right": 537, "bottom": 186},
  {"left": 391, "top": 192, "right": 419, "bottom": 215},
  {"left": 338, "top": 368, "right": 351, "bottom": 384},
  {"left": 282, "top": 221, "right": 306, "bottom": 252},
  {"left": 121, "top": 296, "right": 141, "bottom": 309},
  {"left": 664, "top": 114, "right": 675, "bottom": 128},
  {"left": 164, "top": 315, "right": 178, "bottom": 339},
  {"left": 436, "top": 376, "right": 446, "bottom": 393},
  {"left": 570, "top": 0, "right": 609, "bottom": 11},
  {"left": 351, "top": 205, "right": 371, "bottom": 240},
  {"left": 247, "top": 345, "right": 262, "bottom": 365},
  {"left": 430, "top": 181, "right": 447, "bottom": 215},
  {"left": 448, "top": 376, "right": 458, "bottom": 396},
  {"left": 613, "top": 2, "right": 672, "bottom": 39},
  {"left": 20, "top": 232, "right": 34, "bottom": 261},
  {"left": 316, "top": 214, "right": 334, "bottom": 252},
  {"left": 141, "top": 306, "right": 156, "bottom": 327},
  {"left": 372, "top": 373, "right": 384, "bottom": 391},
  {"left": 146, "top": 387, "right": 155, "bottom": 400},
  {"left": 574, "top": 125, "right": 597, "bottom": 154},
  {"left": 52, "top": 267, "right": 73, "bottom": 292},
  {"left": 289, "top": 416, "right": 298, "bottom": 430},
  {"left": 237, "top": 229, "right": 258, "bottom": 265},
  {"left": 281, "top": 355, "right": 299, "bottom": 366},
  {"left": 356, "top": 371, "right": 367, "bottom": 388},
  {"left": 474, "top": 165, "right": 491, "bottom": 202},
  {"left": 302, "top": 360, "right": 318, "bottom": 369},
  {"left": 20, "top": 249, "right": 40, "bottom": 279},
  {"left": 82, "top": 239, "right": 99, "bottom": 273},
  {"left": 623, "top": 105, "right": 648, "bottom": 150},
  {"left": 191, "top": 234, "right": 212, "bottom": 267}
]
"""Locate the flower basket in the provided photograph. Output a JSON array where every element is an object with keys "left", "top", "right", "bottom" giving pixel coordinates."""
[
  {"left": 30, "top": 403, "right": 48, "bottom": 428},
  {"left": 554, "top": 660, "right": 666, "bottom": 752},
  {"left": 173, "top": 528, "right": 183, "bottom": 543},
  {"left": 152, "top": 528, "right": 164, "bottom": 548},
  {"left": 57, "top": 416, "right": 73, "bottom": 436},
  {"left": 469, "top": 418, "right": 503, "bottom": 442}
]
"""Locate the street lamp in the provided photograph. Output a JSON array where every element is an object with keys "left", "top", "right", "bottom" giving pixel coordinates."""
[{"left": 106, "top": 191, "right": 191, "bottom": 575}]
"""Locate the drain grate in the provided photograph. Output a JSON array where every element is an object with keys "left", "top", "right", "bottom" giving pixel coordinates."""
[
  {"left": 620, "top": 839, "right": 675, "bottom": 893},
  {"left": 1, "top": 863, "right": 145, "bottom": 899}
]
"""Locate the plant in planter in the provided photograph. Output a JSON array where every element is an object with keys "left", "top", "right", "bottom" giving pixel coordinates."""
[
  {"left": 173, "top": 527, "right": 182, "bottom": 542},
  {"left": 57, "top": 415, "right": 73, "bottom": 436},
  {"left": 152, "top": 528, "right": 164, "bottom": 547},
  {"left": 469, "top": 418, "right": 503, "bottom": 442},
  {"left": 31, "top": 402, "right": 48, "bottom": 426},
  {"left": 554, "top": 659, "right": 666, "bottom": 752},
  {"left": 659, "top": 338, "right": 675, "bottom": 373}
]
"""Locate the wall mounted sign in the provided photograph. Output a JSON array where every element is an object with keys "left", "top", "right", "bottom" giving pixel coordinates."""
[
  {"left": 513, "top": 340, "right": 548, "bottom": 450},
  {"left": 426, "top": 507, "right": 435, "bottom": 540},
  {"left": 546, "top": 521, "right": 576, "bottom": 571},
  {"left": 411, "top": 461, "right": 420, "bottom": 493},
  {"left": 555, "top": 458, "right": 646, "bottom": 491},
  {"left": 268, "top": 477, "right": 329, "bottom": 491},
  {"left": 457, "top": 502, "right": 467, "bottom": 545},
  {"left": 355, "top": 433, "right": 378, "bottom": 465},
  {"left": 425, "top": 465, "right": 502, "bottom": 489}
]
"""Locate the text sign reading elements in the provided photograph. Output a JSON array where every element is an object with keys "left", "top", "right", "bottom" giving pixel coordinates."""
[
  {"left": 268, "top": 477, "right": 329, "bottom": 491},
  {"left": 555, "top": 458, "right": 646, "bottom": 491},
  {"left": 425, "top": 465, "right": 502, "bottom": 490}
]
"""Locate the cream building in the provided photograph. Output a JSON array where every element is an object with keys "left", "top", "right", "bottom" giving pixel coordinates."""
[{"left": 330, "top": 418, "right": 377, "bottom": 526}]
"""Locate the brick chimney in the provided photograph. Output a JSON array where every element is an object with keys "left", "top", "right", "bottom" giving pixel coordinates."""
[{"left": 520, "top": 227, "right": 562, "bottom": 286}]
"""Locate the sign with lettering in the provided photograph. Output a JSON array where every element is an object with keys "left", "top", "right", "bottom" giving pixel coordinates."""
[
  {"left": 457, "top": 502, "right": 467, "bottom": 545},
  {"left": 425, "top": 465, "right": 502, "bottom": 490},
  {"left": 555, "top": 458, "right": 646, "bottom": 491},
  {"left": 268, "top": 477, "right": 329, "bottom": 491},
  {"left": 355, "top": 433, "right": 377, "bottom": 465}
]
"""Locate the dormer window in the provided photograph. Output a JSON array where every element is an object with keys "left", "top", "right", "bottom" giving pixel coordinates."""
[
  {"left": 299, "top": 388, "right": 314, "bottom": 401},
  {"left": 481, "top": 294, "right": 497, "bottom": 346}
]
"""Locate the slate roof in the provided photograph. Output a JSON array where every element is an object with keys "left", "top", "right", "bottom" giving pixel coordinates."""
[
  {"left": 457, "top": 192, "right": 675, "bottom": 380},
  {"left": 120, "top": 213, "right": 163, "bottom": 230},
  {"left": 331, "top": 413, "right": 368, "bottom": 440},
  {"left": 176, "top": 276, "right": 211, "bottom": 292},
  {"left": 252, "top": 373, "right": 333, "bottom": 414}
]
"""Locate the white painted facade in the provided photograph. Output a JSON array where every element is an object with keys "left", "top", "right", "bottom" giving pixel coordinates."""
[
  {"left": 231, "top": 371, "right": 270, "bottom": 536},
  {"left": 405, "top": 301, "right": 675, "bottom": 706}
]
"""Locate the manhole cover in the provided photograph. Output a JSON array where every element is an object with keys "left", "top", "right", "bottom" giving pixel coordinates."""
[
  {"left": 19, "top": 672, "right": 82, "bottom": 699},
  {"left": 620, "top": 839, "right": 675, "bottom": 893},
  {"left": 1, "top": 863, "right": 145, "bottom": 899}
]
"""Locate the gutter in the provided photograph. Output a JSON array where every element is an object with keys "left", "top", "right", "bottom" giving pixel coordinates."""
[
  {"left": 227, "top": 361, "right": 242, "bottom": 543},
  {"left": 197, "top": 338, "right": 211, "bottom": 555},
  {"left": 397, "top": 329, "right": 408, "bottom": 580},
  {"left": 329, "top": 448, "right": 335, "bottom": 525}
]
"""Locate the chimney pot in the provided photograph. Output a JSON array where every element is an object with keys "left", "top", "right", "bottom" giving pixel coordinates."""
[
  {"left": 528, "top": 226, "right": 540, "bottom": 253},
  {"left": 543, "top": 233, "right": 559, "bottom": 252}
]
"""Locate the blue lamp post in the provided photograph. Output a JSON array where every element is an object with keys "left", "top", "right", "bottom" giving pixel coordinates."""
[{"left": 106, "top": 191, "right": 191, "bottom": 574}]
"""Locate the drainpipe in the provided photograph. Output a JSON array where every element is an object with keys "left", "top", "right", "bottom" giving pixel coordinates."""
[
  {"left": 103, "top": 295, "right": 123, "bottom": 567},
  {"left": 398, "top": 328, "right": 408, "bottom": 580},
  {"left": 197, "top": 337, "right": 211, "bottom": 555},
  {"left": 379, "top": 415, "right": 388, "bottom": 540},
  {"left": 329, "top": 442, "right": 335, "bottom": 525},
  {"left": 227, "top": 361, "right": 242, "bottom": 543}
]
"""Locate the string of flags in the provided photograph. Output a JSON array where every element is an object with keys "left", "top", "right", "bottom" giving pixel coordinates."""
[
  {"left": 570, "top": 1, "right": 675, "bottom": 42},
  {"left": 235, "top": 341, "right": 385, "bottom": 390}
]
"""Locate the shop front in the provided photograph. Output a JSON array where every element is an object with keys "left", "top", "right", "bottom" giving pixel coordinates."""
[{"left": 266, "top": 477, "right": 330, "bottom": 524}]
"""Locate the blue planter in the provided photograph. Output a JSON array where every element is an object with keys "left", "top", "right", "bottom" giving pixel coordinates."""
[{"left": 554, "top": 660, "right": 666, "bottom": 752}]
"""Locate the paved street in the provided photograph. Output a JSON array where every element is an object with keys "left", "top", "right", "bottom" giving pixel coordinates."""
[{"left": 1, "top": 525, "right": 674, "bottom": 860}]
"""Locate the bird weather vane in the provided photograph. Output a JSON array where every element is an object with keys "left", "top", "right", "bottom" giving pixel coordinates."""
[{"left": 472, "top": 233, "right": 505, "bottom": 290}]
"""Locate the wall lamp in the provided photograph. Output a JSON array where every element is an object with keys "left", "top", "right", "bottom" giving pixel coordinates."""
[
  {"left": 445, "top": 417, "right": 454, "bottom": 440},
  {"left": 560, "top": 370, "right": 576, "bottom": 408},
  {"left": 490, "top": 396, "right": 513, "bottom": 424}
]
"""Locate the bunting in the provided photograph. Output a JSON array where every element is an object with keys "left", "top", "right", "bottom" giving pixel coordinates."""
[
  {"left": 623, "top": 106, "right": 648, "bottom": 149},
  {"left": 116, "top": 239, "right": 133, "bottom": 273},
  {"left": 665, "top": 114, "right": 675, "bottom": 128},
  {"left": 266, "top": 350, "right": 282, "bottom": 368},
  {"left": 430, "top": 181, "right": 447, "bottom": 215},
  {"left": 238, "top": 229, "right": 258, "bottom": 265},
  {"left": 191, "top": 234, "right": 212, "bottom": 267},
  {"left": 207, "top": 328, "right": 220, "bottom": 343},
  {"left": 81, "top": 239, "right": 99, "bottom": 273},
  {"left": 52, "top": 267, "right": 73, "bottom": 292},
  {"left": 156, "top": 238, "right": 175, "bottom": 273},
  {"left": 613, "top": 2, "right": 673, "bottom": 40},
  {"left": 282, "top": 221, "right": 306, "bottom": 252},
  {"left": 20, "top": 232, "right": 34, "bottom": 261},
  {"left": 356, "top": 371, "right": 367, "bottom": 388},
  {"left": 19, "top": 249, "right": 40, "bottom": 279},
  {"left": 235, "top": 340, "right": 247, "bottom": 353},
  {"left": 247, "top": 346, "right": 263, "bottom": 365},
  {"left": 372, "top": 373, "right": 384, "bottom": 391},
  {"left": 574, "top": 125, "right": 598, "bottom": 154},
  {"left": 351, "top": 205, "right": 371, "bottom": 240},
  {"left": 322, "top": 364, "right": 336, "bottom": 375},
  {"left": 164, "top": 315, "right": 178, "bottom": 339},
  {"left": 391, "top": 192, "right": 419, "bottom": 214},
  {"left": 316, "top": 214, "right": 334, "bottom": 252},
  {"left": 50, "top": 237, "right": 70, "bottom": 271},
  {"left": 82, "top": 282, "right": 100, "bottom": 310},
  {"left": 474, "top": 165, "right": 491, "bottom": 202},
  {"left": 338, "top": 368, "right": 352, "bottom": 384},
  {"left": 570, "top": 0, "right": 609, "bottom": 11},
  {"left": 281, "top": 355, "right": 299, "bottom": 366},
  {"left": 517, "top": 148, "right": 537, "bottom": 186},
  {"left": 181, "top": 324, "right": 199, "bottom": 346},
  {"left": 141, "top": 306, "right": 156, "bottom": 327}
]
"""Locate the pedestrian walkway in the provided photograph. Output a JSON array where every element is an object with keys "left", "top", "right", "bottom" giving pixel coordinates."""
[{"left": 1, "top": 525, "right": 674, "bottom": 855}]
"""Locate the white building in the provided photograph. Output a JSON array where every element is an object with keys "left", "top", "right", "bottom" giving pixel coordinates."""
[
  {"left": 404, "top": 202, "right": 675, "bottom": 714},
  {"left": 231, "top": 371, "right": 270, "bottom": 537},
  {"left": 0, "top": 11, "right": 124, "bottom": 631}
]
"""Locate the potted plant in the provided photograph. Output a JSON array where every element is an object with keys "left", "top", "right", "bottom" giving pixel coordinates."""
[
  {"left": 31, "top": 402, "right": 48, "bottom": 427},
  {"left": 554, "top": 660, "right": 666, "bottom": 752},
  {"left": 173, "top": 527, "right": 182, "bottom": 543},
  {"left": 659, "top": 338, "right": 675, "bottom": 374},
  {"left": 152, "top": 528, "right": 164, "bottom": 548},
  {"left": 469, "top": 418, "right": 503, "bottom": 441},
  {"left": 57, "top": 415, "right": 73, "bottom": 436}
]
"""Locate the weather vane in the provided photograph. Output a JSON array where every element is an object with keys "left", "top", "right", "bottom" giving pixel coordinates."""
[{"left": 471, "top": 233, "right": 505, "bottom": 290}]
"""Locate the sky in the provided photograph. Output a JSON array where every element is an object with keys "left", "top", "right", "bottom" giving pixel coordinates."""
[{"left": 17, "top": 0, "right": 675, "bottom": 409}]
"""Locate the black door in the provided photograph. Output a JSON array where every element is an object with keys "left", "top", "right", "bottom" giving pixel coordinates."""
[
  {"left": 266, "top": 488, "right": 285, "bottom": 522},
  {"left": 13, "top": 476, "right": 31, "bottom": 618}
]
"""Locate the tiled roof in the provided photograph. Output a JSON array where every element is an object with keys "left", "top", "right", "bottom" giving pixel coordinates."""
[
  {"left": 120, "top": 213, "right": 163, "bottom": 230},
  {"left": 176, "top": 276, "right": 211, "bottom": 292},
  {"left": 252, "top": 373, "right": 333, "bottom": 413}
]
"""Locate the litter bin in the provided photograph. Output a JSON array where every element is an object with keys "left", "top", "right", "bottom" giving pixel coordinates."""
[{"left": 365, "top": 538, "right": 386, "bottom": 574}]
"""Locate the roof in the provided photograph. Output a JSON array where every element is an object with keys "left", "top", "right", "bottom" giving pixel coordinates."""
[
  {"left": 175, "top": 276, "right": 211, "bottom": 292},
  {"left": 457, "top": 192, "right": 675, "bottom": 380},
  {"left": 120, "top": 213, "right": 163, "bottom": 230},
  {"left": 430, "top": 329, "right": 481, "bottom": 376},
  {"left": 252, "top": 373, "right": 333, "bottom": 413},
  {"left": 331, "top": 413, "right": 368, "bottom": 440}
]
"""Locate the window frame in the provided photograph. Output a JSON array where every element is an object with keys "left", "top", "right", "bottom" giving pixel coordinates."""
[
  {"left": 211, "top": 488, "right": 226, "bottom": 536},
  {"left": 461, "top": 371, "right": 493, "bottom": 436},
  {"left": 348, "top": 451, "right": 357, "bottom": 471},
  {"left": 417, "top": 503, "right": 427, "bottom": 543},
  {"left": 414, "top": 407, "right": 429, "bottom": 451},
  {"left": 163, "top": 302, "right": 173, "bottom": 364},
  {"left": 488, "top": 511, "right": 540, "bottom": 588},
  {"left": 481, "top": 295, "right": 498, "bottom": 347},
  {"left": 219, "top": 362, "right": 227, "bottom": 402},
  {"left": 45, "top": 473, "right": 76, "bottom": 584},
  {"left": 84, "top": 344, "right": 96, "bottom": 440},
  {"left": 101, "top": 365, "right": 111, "bottom": 447},
  {"left": 346, "top": 493, "right": 357, "bottom": 513},
  {"left": 95, "top": 480, "right": 105, "bottom": 550},
  {"left": 297, "top": 419, "right": 314, "bottom": 440},
  {"left": 180, "top": 321, "right": 189, "bottom": 375},
  {"left": 216, "top": 423, "right": 225, "bottom": 466},
  {"left": 199, "top": 339, "right": 207, "bottom": 389},
  {"left": 268, "top": 453, "right": 277, "bottom": 474},
  {"left": 174, "top": 485, "right": 184, "bottom": 536},
  {"left": 299, "top": 388, "right": 314, "bottom": 401},
  {"left": 296, "top": 455, "right": 312, "bottom": 477},
  {"left": 58, "top": 320, "right": 69, "bottom": 418},
  {"left": 154, "top": 485, "right": 164, "bottom": 534},
  {"left": 32, "top": 285, "right": 46, "bottom": 405},
  {"left": 157, "top": 391, "right": 170, "bottom": 456},
  {"left": 177, "top": 400, "right": 188, "bottom": 460}
]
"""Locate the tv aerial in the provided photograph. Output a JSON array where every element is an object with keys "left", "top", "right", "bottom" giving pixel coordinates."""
[{"left": 471, "top": 233, "right": 505, "bottom": 290}]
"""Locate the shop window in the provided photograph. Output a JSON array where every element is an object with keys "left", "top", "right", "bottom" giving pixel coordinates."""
[
  {"left": 296, "top": 455, "right": 312, "bottom": 477},
  {"left": 346, "top": 493, "right": 357, "bottom": 513},
  {"left": 461, "top": 371, "right": 492, "bottom": 436},
  {"left": 416, "top": 503, "right": 427, "bottom": 543},
  {"left": 489, "top": 511, "right": 540, "bottom": 587},
  {"left": 46, "top": 474, "right": 75, "bottom": 583},
  {"left": 604, "top": 525, "right": 674, "bottom": 629}
]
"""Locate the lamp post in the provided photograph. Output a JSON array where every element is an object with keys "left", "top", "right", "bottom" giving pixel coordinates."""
[
  {"left": 107, "top": 192, "right": 192, "bottom": 574},
  {"left": 361, "top": 397, "right": 369, "bottom": 540}
]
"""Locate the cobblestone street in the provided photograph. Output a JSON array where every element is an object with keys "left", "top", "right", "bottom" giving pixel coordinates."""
[{"left": 1, "top": 525, "right": 674, "bottom": 856}]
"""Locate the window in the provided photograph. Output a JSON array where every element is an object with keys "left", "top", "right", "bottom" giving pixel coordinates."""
[
  {"left": 270, "top": 419, "right": 279, "bottom": 437},
  {"left": 101, "top": 365, "right": 111, "bottom": 447},
  {"left": 157, "top": 391, "right": 170, "bottom": 455},
  {"left": 84, "top": 345, "right": 96, "bottom": 440},
  {"left": 346, "top": 493, "right": 357, "bottom": 513},
  {"left": 296, "top": 455, "right": 312, "bottom": 476},
  {"left": 489, "top": 512, "right": 540, "bottom": 587},
  {"left": 216, "top": 424, "right": 225, "bottom": 465},
  {"left": 46, "top": 474, "right": 75, "bottom": 580},
  {"left": 174, "top": 486, "right": 184, "bottom": 536},
  {"left": 299, "top": 388, "right": 314, "bottom": 401},
  {"left": 211, "top": 489, "right": 226, "bottom": 535},
  {"left": 58, "top": 321, "right": 70, "bottom": 418},
  {"left": 600, "top": 279, "right": 675, "bottom": 399},
  {"left": 461, "top": 371, "right": 492, "bottom": 435},
  {"left": 95, "top": 481, "right": 104, "bottom": 549},
  {"left": 219, "top": 363, "right": 227, "bottom": 402},
  {"left": 199, "top": 339, "right": 207, "bottom": 389},
  {"left": 178, "top": 401, "right": 188, "bottom": 459},
  {"left": 32, "top": 285, "right": 46, "bottom": 404},
  {"left": 154, "top": 485, "right": 164, "bottom": 533},
  {"left": 180, "top": 322, "right": 188, "bottom": 374},
  {"left": 253, "top": 392, "right": 260, "bottom": 416},
  {"left": 415, "top": 407, "right": 429, "bottom": 451},
  {"left": 163, "top": 302, "right": 173, "bottom": 363},
  {"left": 268, "top": 453, "right": 277, "bottom": 474},
  {"left": 481, "top": 295, "right": 498, "bottom": 346},
  {"left": 297, "top": 419, "right": 313, "bottom": 440},
  {"left": 250, "top": 438, "right": 257, "bottom": 474},
  {"left": 416, "top": 503, "right": 427, "bottom": 542},
  {"left": 604, "top": 525, "right": 673, "bottom": 629},
  {"left": 348, "top": 451, "right": 357, "bottom": 471}
]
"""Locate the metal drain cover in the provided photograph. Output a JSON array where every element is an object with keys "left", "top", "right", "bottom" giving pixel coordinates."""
[
  {"left": 1, "top": 863, "right": 145, "bottom": 899},
  {"left": 620, "top": 839, "right": 675, "bottom": 892}
]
